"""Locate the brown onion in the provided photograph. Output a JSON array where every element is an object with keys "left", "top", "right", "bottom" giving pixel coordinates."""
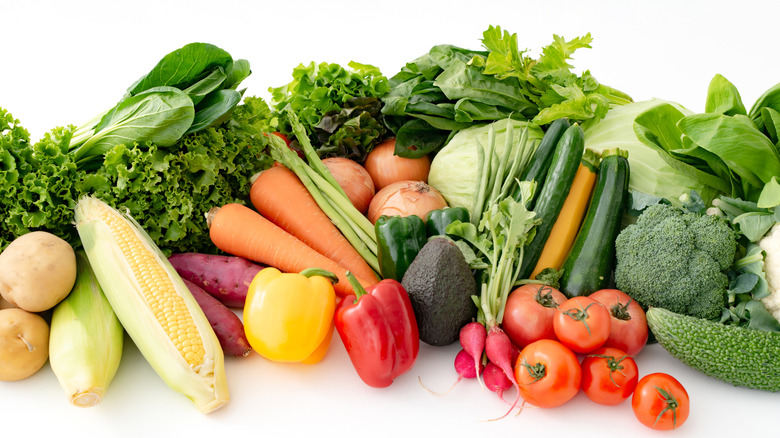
[
  {"left": 363, "top": 138, "right": 431, "bottom": 191},
  {"left": 367, "top": 180, "right": 447, "bottom": 223},
  {"left": 322, "top": 157, "right": 375, "bottom": 214}
]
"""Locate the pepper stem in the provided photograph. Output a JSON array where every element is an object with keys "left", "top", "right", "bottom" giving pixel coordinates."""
[
  {"left": 299, "top": 268, "right": 339, "bottom": 285},
  {"left": 345, "top": 271, "right": 368, "bottom": 300}
]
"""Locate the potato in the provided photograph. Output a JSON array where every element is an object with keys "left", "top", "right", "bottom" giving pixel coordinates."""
[
  {"left": 0, "top": 308, "right": 50, "bottom": 381},
  {"left": 0, "top": 231, "right": 77, "bottom": 312}
]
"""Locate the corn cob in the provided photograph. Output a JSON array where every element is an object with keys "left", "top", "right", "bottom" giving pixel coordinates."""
[
  {"left": 49, "top": 251, "right": 124, "bottom": 407},
  {"left": 74, "top": 196, "right": 229, "bottom": 413}
]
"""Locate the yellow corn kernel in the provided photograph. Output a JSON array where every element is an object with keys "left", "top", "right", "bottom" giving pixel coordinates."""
[
  {"left": 49, "top": 251, "right": 123, "bottom": 408},
  {"left": 74, "top": 195, "right": 228, "bottom": 414}
]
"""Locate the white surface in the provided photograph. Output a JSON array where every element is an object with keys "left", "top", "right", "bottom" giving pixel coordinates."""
[{"left": 2, "top": 0, "right": 780, "bottom": 435}]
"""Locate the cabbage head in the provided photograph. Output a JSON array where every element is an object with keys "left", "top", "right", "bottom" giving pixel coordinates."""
[
  {"left": 428, "top": 119, "right": 544, "bottom": 215},
  {"left": 583, "top": 99, "right": 728, "bottom": 206}
]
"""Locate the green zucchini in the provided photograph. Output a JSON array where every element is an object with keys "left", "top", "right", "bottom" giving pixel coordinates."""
[
  {"left": 512, "top": 117, "right": 570, "bottom": 209},
  {"left": 559, "top": 147, "right": 629, "bottom": 297},
  {"left": 517, "top": 123, "right": 585, "bottom": 279},
  {"left": 647, "top": 307, "right": 780, "bottom": 392}
]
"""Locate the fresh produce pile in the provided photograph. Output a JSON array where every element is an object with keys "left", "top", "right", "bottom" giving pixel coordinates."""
[{"left": 3, "top": 24, "right": 780, "bottom": 430}]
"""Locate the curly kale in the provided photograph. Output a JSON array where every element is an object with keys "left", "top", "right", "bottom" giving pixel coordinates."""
[{"left": 614, "top": 203, "right": 738, "bottom": 320}]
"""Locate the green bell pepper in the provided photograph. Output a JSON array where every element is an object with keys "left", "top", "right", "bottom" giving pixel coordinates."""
[
  {"left": 374, "top": 215, "right": 427, "bottom": 282},
  {"left": 424, "top": 207, "right": 470, "bottom": 237}
]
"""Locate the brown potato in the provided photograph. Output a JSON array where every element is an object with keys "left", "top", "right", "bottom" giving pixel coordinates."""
[
  {"left": 0, "top": 308, "right": 50, "bottom": 381},
  {"left": 0, "top": 231, "right": 77, "bottom": 312}
]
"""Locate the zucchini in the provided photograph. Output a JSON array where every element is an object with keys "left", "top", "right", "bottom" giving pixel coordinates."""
[
  {"left": 647, "top": 307, "right": 780, "bottom": 392},
  {"left": 559, "top": 148, "right": 629, "bottom": 297},
  {"left": 530, "top": 148, "right": 601, "bottom": 279},
  {"left": 512, "top": 117, "right": 570, "bottom": 209},
  {"left": 517, "top": 123, "right": 584, "bottom": 279}
]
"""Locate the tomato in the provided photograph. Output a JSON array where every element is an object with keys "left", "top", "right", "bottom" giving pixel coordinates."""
[
  {"left": 514, "top": 339, "right": 581, "bottom": 408},
  {"left": 553, "top": 296, "right": 610, "bottom": 354},
  {"left": 589, "top": 288, "right": 648, "bottom": 355},
  {"left": 632, "top": 373, "right": 690, "bottom": 430},
  {"left": 502, "top": 284, "right": 567, "bottom": 348},
  {"left": 580, "top": 347, "right": 638, "bottom": 406}
]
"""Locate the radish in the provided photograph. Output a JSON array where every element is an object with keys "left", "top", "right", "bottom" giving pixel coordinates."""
[
  {"left": 459, "top": 321, "right": 487, "bottom": 386},
  {"left": 483, "top": 361, "right": 512, "bottom": 403},
  {"left": 421, "top": 349, "right": 483, "bottom": 396},
  {"left": 484, "top": 325, "right": 523, "bottom": 419}
]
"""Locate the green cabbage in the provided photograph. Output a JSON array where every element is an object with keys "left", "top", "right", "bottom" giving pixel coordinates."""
[
  {"left": 428, "top": 119, "right": 544, "bottom": 214},
  {"left": 582, "top": 99, "right": 727, "bottom": 206}
]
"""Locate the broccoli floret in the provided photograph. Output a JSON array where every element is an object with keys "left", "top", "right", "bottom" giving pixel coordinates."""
[{"left": 614, "top": 203, "right": 738, "bottom": 320}]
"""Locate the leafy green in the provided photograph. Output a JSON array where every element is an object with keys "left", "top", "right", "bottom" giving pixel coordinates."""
[
  {"left": 270, "top": 61, "right": 390, "bottom": 162},
  {"left": 0, "top": 96, "right": 274, "bottom": 253},
  {"left": 384, "top": 25, "right": 632, "bottom": 157},
  {"left": 69, "top": 42, "right": 251, "bottom": 170}
]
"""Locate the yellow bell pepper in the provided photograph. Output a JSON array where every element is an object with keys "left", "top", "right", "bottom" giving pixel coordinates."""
[{"left": 243, "top": 267, "right": 336, "bottom": 363}]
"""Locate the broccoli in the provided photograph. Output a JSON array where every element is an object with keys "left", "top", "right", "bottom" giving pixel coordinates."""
[{"left": 614, "top": 203, "right": 738, "bottom": 320}]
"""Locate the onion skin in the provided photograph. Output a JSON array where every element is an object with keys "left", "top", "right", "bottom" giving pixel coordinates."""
[
  {"left": 367, "top": 180, "right": 447, "bottom": 224},
  {"left": 322, "top": 157, "right": 375, "bottom": 214},
  {"left": 364, "top": 138, "right": 431, "bottom": 191}
]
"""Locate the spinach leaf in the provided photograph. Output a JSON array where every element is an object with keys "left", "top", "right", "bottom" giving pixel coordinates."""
[{"left": 394, "top": 119, "right": 450, "bottom": 158}]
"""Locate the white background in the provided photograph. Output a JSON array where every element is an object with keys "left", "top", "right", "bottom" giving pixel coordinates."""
[{"left": 2, "top": 0, "right": 780, "bottom": 436}]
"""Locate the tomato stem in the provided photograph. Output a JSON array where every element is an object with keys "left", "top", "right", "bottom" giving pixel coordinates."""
[{"left": 653, "top": 386, "right": 679, "bottom": 429}]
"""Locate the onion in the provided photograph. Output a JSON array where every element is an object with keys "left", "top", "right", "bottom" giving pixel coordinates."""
[
  {"left": 322, "top": 157, "right": 375, "bottom": 214},
  {"left": 367, "top": 180, "right": 447, "bottom": 224},
  {"left": 363, "top": 138, "right": 431, "bottom": 191}
]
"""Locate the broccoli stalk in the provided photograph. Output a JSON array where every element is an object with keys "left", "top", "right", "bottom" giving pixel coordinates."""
[{"left": 614, "top": 203, "right": 738, "bottom": 320}]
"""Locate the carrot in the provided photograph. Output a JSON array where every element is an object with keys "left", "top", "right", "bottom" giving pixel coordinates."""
[
  {"left": 207, "top": 203, "right": 371, "bottom": 297},
  {"left": 530, "top": 150, "right": 600, "bottom": 279},
  {"left": 250, "top": 165, "right": 379, "bottom": 284}
]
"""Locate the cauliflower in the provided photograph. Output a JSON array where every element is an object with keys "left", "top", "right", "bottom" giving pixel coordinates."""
[
  {"left": 759, "top": 223, "right": 780, "bottom": 321},
  {"left": 614, "top": 203, "right": 738, "bottom": 320}
]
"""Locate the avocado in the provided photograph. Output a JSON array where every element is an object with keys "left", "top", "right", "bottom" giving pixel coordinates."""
[{"left": 401, "top": 237, "right": 477, "bottom": 346}]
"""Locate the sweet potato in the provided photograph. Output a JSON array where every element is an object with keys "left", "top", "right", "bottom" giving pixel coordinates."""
[
  {"left": 168, "top": 253, "right": 264, "bottom": 308},
  {"left": 182, "top": 278, "right": 251, "bottom": 358}
]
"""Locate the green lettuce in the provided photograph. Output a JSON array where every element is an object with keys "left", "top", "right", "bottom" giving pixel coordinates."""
[{"left": 0, "top": 96, "right": 274, "bottom": 253}]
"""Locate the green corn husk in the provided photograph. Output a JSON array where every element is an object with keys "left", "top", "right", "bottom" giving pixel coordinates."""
[{"left": 49, "top": 251, "right": 124, "bottom": 407}]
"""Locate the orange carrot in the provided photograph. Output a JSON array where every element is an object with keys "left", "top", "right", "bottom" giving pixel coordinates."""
[
  {"left": 207, "top": 203, "right": 370, "bottom": 297},
  {"left": 250, "top": 165, "right": 379, "bottom": 284}
]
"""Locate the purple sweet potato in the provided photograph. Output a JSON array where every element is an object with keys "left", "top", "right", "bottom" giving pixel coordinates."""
[
  {"left": 182, "top": 278, "right": 252, "bottom": 357},
  {"left": 169, "top": 253, "right": 264, "bottom": 308}
]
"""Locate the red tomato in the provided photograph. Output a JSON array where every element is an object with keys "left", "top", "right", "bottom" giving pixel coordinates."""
[
  {"left": 632, "top": 373, "right": 690, "bottom": 430},
  {"left": 589, "top": 288, "right": 648, "bottom": 355},
  {"left": 514, "top": 339, "right": 581, "bottom": 408},
  {"left": 553, "top": 296, "right": 611, "bottom": 354},
  {"left": 580, "top": 347, "right": 638, "bottom": 406},
  {"left": 502, "top": 284, "right": 567, "bottom": 348}
]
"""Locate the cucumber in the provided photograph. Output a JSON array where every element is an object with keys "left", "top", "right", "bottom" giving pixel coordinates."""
[
  {"left": 559, "top": 148, "right": 629, "bottom": 297},
  {"left": 517, "top": 123, "right": 584, "bottom": 279},
  {"left": 647, "top": 307, "right": 780, "bottom": 392},
  {"left": 512, "top": 117, "right": 570, "bottom": 209}
]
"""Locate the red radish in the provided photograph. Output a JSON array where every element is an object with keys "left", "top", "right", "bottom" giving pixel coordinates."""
[
  {"left": 484, "top": 325, "right": 523, "bottom": 419},
  {"left": 459, "top": 321, "right": 487, "bottom": 386},
  {"left": 168, "top": 253, "right": 265, "bottom": 308},
  {"left": 483, "top": 361, "right": 512, "bottom": 403},
  {"left": 421, "top": 349, "right": 483, "bottom": 396},
  {"left": 182, "top": 278, "right": 252, "bottom": 357}
]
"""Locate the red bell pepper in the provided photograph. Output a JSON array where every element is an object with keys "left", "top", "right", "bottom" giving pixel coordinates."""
[{"left": 335, "top": 272, "right": 420, "bottom": 388}]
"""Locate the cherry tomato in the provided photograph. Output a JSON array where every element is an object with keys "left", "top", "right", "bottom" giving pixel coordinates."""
[
  {"left": 553, "top": 296, "right": 610, "bottom": 354},
  {"left": 580, "top": 347, "right": 638, "bottom": 406},
  {"left": 502, "top": 283, "right": 567, "bottom": 348},
  {"left": 514, "top": 339, "right": 581, "bottom": 408},
  {"left": 589, "top": 288, "right": 648, "bottom": 355},
  {"left": 632, "top": 373, "right": 690, "bottom": 430}
]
